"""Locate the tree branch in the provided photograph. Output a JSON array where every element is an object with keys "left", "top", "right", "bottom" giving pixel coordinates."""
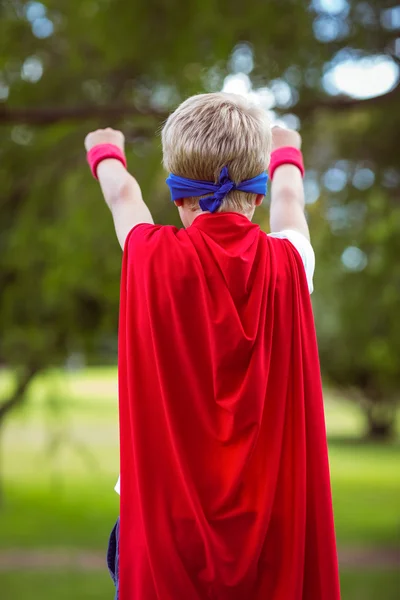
[
  {"left": 0, "top": 104, "right": 167, "bottom": 126},
  {"left": 0, "top": 365, "right": 40, "bottom": 422},
  {"left": 296, "top": 81, "right": 400, "bottom": 119},
  {"left": 1, "top": 81, "right": 399, "bottom": 126}
]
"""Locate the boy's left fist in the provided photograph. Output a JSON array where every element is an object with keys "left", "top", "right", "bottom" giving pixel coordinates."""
[
  {"left": 84, "top": 128, "right": 125, "bottom": 152},
  {"left": 271, "top": 126, "right": 301, "bottom": 152}
]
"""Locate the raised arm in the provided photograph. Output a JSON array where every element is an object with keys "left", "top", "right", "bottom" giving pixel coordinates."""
[
  {"left": 84, "top": 128, "right": 154, "bottom": 250},
  {"left": 269, "top": 127, "right": 310, "bottom": 241}
]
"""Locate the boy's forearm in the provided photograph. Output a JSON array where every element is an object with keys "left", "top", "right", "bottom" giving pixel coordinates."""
[
  {"left": 85, "top": 128, "right": 154, "bottom": 250},
  {"left": 268, "top": 127, "right": 310, "bottom": 240},
  {"left": 271, "top": 164, "right": 304, "bottom": 207},
  {"left": 97, "top": 159, "right": 138, "bottom": 209},
  {"left": 269, "top": 164, "right": 309, "bottom": 240},
  {"left": 97, "top": 158, "right": 154, "bottom": 250}
]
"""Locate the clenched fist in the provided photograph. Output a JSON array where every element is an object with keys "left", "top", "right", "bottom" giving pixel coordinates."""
[
  {"left": 271, "top": 126, "right": 301, "bottom": 152},
  {"left": 84, "top": 127, "right": 125, "bottom": 152}
]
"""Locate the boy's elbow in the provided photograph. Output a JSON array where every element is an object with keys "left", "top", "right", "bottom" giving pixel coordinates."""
[
  {"left": 272, "top": 185, "right": 304, "bottom": 208},
  {"left": 109, "top": 175, "right": 140, "bottom": 207}
]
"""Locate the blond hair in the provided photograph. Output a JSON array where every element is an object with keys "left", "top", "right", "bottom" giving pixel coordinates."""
[{"left": 162, "top": 93, "right": 272, "bottom": 213}]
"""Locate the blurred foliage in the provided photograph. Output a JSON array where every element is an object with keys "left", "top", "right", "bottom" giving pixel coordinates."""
[
  {"left": 310, "top": 106, "right": 400, "bottom": 437},
  {"left": 0, "top": 0, "right": 399, "bottom": 436}
]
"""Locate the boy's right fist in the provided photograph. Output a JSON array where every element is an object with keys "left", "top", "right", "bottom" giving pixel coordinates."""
[
  {"left": 84, "top": 127, "right": 125, "bottom": 152},
  {"left": 271, "top": 126, "right": 301, "bottom": 151}
]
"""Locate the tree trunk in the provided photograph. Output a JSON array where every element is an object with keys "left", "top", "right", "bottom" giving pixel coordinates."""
[
  {"left": 365, "top": 403, "right": 396, "bottom": 441},
  {"left": 0, "top": 423, "right": 4, "bottom": 507},
  {"left": 0, "top": 365, "right": 40, "bottom": 507}
]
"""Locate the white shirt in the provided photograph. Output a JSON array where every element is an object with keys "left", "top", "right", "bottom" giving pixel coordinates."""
[
  {"left": 114, "top": 229, "right": 315, "bottom": 494},
  {"left": 268, "top": 229, "right": 315, "bottom": 294}
]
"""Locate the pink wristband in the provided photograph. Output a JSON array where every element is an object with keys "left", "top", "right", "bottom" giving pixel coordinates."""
[
  {"left": 269, "top": 146, "right": 304, "bottom": 180},
  {"left": 87, "top": 143, "right": 127, "bottom": 179}
]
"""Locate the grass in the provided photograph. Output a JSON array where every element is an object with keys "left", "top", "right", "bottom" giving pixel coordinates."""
[
  {"left": 329, "top": 441, "right": 400, "bottom": 546},
  {"left": 339, "top": 571, "right": 400, "bottom": 600},
  {"left": 0, "top": 484, "right": 118, "bottom": 550},
  {"left": 1, "top": 571, "right": 114, "bottom": 600},
  {"left": 0, "top": 442, "right": 398, "bottom": 550},
  {"left": 1, "top": 367, "right": 399, "bottom": 548},
  {"left": 0, "top": 367, "right": 399, "bottom": 598},
  {"left": 1, "top": 570, "right": 399, "bottom": 600}
]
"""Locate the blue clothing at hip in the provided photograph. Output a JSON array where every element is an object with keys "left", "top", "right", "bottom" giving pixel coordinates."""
[{"left": 107, "top": 517, "right": 120, "bottom": 600}]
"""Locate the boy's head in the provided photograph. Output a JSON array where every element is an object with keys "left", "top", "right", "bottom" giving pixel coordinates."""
[{"left": 162, "top": 93, "right": 272, "bottom": 226}]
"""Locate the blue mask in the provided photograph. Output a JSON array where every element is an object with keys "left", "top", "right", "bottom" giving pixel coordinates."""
[{"left": 166, "top": 166, "right": 268, "bottom": 213}]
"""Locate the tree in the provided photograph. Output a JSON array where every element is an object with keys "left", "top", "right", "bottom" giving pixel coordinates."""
[
  {"left": 1, "top": 0, "right": 399, "bottom": 440},
  {"left": 309, "top": 101, "right": 400, "bottom": 439}
]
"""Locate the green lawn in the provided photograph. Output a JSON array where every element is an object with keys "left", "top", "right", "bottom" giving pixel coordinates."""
[
  {"left": 329, "top": 441, "right": 400, "bottom": 546},
  {"left": 1, "top": 442, "right": 398, "bottom": 551},
  {"left": 0, "top": 367, "right": 399, "bottom": 599},
  {"left": 1, "top": 569, "right": 399, "bottom": 600},
  {"left": 339, "top": 571, "right": 400, "bottom": 600},
  {"left": 1, "top": 571, "right": 114, "bottom": 600}
]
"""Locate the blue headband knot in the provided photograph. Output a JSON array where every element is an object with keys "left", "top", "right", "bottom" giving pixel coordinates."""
[
  {"left": 199, "top": 166, "right": 236, "bottom": 213},
  {"left": 166, "top": 166, "right": 268, "bottom": 213}
]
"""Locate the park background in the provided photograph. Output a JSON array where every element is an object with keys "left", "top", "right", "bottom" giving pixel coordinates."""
[{"left": 1, "top": 0, "right": 399, "bottom": 598}]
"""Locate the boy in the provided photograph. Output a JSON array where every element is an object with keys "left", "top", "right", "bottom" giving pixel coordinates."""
[{"left": 85, "top": 93, "right": 340, "bottom": 599}]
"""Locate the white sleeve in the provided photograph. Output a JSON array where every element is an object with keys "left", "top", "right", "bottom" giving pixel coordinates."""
[
  {"left": 268, "top": 229, "right": 315, "bottom": 294},
  {"left": 115, "top": 475, "right": 120, "bottom": 495}
]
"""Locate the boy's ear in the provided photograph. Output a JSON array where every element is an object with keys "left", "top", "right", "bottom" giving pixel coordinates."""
[
  {"left": 255, "top": 194, "right": 264, "bottom": 206},
  {"left": 174, "top": 199, "right": 184, "bottom": 207}
]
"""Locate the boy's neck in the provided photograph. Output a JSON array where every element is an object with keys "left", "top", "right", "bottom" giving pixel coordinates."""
[{"left": 187, "top": 208, "right": 255, "bottom": 227}]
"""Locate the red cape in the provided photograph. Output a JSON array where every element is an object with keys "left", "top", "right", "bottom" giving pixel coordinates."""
[{"left": 118, "top": 213, "right": 340, "bottom": 600}]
